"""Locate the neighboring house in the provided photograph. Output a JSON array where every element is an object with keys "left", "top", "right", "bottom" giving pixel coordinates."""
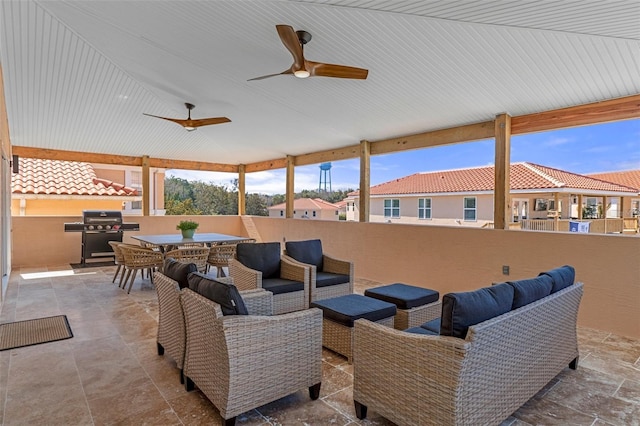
[
  {"left": 345, "top": 162, "right": 638, "bottom": 227},
  {"left": 10, "top": 158, "right": 165, "bottom": 216},
  {"left": 333, "top": 200, "right": 347, "bottom": 218},
  {"left": 268, "top": 198, "right": 341, "bottom": 220},
  {"left": 587, "top": 170, "right": 640, "bottom": 217}
]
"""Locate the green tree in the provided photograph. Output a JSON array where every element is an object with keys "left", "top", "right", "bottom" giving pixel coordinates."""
[
  {"left": 246, "top": 193, "right": 268, "bottom": 216},
  {"left": 164, "top": 198, "right": 202, "bottom": 215}
]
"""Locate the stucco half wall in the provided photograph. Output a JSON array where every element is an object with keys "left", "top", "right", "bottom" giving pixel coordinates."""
[{"left": 9, "top": 215, "right": 639, "bottom": 339}]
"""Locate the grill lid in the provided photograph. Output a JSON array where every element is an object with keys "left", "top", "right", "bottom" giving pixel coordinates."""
[{"left": 82, "top": 210, "right": 123, "bottom": 224}]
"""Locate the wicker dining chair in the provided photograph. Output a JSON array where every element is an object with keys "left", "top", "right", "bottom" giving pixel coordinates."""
[
  {"left": 164, "top": 247, "right": 210, "bottom": 273},
  {"left": 118, "top": 245, "right": 164, "bottom": 294},
  {"left": 206, "top": 240, "right": 255, "bottom": 277},
  {"left": 108, "top": 241, "right": 125, "bottom": 284}
]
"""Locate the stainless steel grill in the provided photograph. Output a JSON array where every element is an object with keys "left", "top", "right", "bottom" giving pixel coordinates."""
[{"left": 64, "top": 210, "right": 140, "bottom": 265}]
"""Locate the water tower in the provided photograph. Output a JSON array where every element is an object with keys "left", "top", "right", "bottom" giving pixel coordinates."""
[{"left": 319, "top": 162, "right": 332, "bottom": 193}]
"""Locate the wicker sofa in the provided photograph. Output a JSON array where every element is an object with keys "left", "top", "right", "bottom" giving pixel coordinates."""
[{"left": 353, "top": 266, "right": 583, "bottom": 426}]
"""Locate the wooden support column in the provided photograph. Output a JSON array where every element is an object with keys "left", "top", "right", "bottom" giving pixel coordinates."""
[
  {"left": 493, "top": 114, "right": 511, "bottom": 230},
  {"left": 620, "top": 196, "right": 628, "bottom": 218},
  {"left": 602, "top": 196, "right": 608, "bottom": 233},
  {"left": 285, "top": 155, "right": 295, "bottom": 219},
  {"left": 359, "top": 140, "right": 371, "bottom": 223},
  {"left": 142, "top": 155, "right": 150, "bottom": 216},
  {"left": 554, "top": 192, "right": 560, "bottom": 229},
  {"left": 578, "top": 194, "right": 583, "bottom": 219},
  {"left": 238, "top": 164, "right": 246, "bottom": 215}
]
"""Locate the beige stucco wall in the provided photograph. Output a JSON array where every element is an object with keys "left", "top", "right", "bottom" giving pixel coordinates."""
[
  {"left": 11, "top": 198, "right": 125, "bottom": 216},
  {"left": 9, "top": 215, "right": 640, "bottom": 339},
  {"left": 250, "top": 216, "right": 640, "bottom": 339},
  {"left": 93, "top": 167, "right": 125, "bottom": 183}
]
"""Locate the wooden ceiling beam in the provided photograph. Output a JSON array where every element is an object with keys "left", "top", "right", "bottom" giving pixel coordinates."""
[
  {"left": 511, "top": 94, "right": 640, "bottom": 135},
  {"left": 244, "top": 158, "right": 288, "bottom": 173},
  {"left": 11, "top": 146, "right": 238, "bottom": 172}
]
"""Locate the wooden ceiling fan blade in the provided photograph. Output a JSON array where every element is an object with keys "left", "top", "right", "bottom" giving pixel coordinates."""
[
  {"left": 188, "top": 117, "right": 231, "bottom": 127},
  {"left": 142, "top": 113, "right": 185, "bottom": 125},
  {"left": 309, "top": 61, "right": 368, "bottom": 79},
  {"left": 247, "top": 69, "right": 293, "bottom": 81},
  {"left": 276, "top": 24, "right": 304, "bottom": 68}
]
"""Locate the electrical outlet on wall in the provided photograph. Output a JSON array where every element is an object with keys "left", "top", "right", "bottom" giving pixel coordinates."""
[{"left": 502, "top": 265, "right": 510, "bottom": 275}]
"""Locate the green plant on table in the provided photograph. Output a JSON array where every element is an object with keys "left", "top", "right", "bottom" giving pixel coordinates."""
[{"left": 176, "top": 220, "right": 199, "bottom": 231}]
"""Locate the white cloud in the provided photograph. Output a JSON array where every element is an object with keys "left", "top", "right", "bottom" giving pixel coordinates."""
[{"left": 543, "top": 137, "right": 573, "bottom": 147}]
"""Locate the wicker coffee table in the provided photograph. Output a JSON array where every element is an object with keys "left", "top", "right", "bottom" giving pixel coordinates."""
[
  {"left": 364, "top": 283, "right": 441, "bottom": 330},
  {"left": 310, "top": 294, "right": 396, "bottom": 363}
]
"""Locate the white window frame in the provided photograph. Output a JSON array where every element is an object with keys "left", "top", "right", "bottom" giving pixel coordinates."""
[
  {"left": 463, "top": 197, "right": 477, "bottom": 221},
  {"left": 418, "top": 198, "right": 432, "bottom": 220},
  {"left": 384, "top": 199, "right": 400, "bottom": 218}
]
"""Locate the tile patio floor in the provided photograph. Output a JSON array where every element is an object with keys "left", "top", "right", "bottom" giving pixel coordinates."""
[{"left": 0, "top": 264, "right": 638, "bottom": 425}]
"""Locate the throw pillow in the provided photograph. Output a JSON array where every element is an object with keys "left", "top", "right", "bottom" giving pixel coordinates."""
[
  {"left": 508, "top": 275, "right": 553, "bottom": 309},
  {"left": 187, "top": 272, "right": 248, "bottom": 315},
  {"left": 440, "top": 283, "right": 514, "bottom": 339},
  {"left": 163, "top": 258, "right": 197, "bottom": 289},
  {"left": 539, "top": 265, "right": 575, "bottom": 293}
]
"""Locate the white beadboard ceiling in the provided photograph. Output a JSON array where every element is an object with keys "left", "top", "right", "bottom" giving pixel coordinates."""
[{"left": 1, "top": 0, "right": 638, "bottom": 166}]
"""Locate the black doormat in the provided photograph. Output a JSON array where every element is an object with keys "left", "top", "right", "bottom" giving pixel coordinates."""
[
  {"left": 0, "top": 315, "right": 73, "bottom": 351},
  {"left": 70, "top": 261, "right": 115, "bottom": 269}
]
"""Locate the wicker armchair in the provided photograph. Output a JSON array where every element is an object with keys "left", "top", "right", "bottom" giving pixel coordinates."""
[
  {"left": 283, "top": 239, "right": 354, "bottom": 303},
  {"left": 165, "top": 247, "right": 210, "bottom": 273},
  {"left": 118, "top": 245, "right": 164, "bottom": 293},
  {"left": 229, "top": 242, "right": 309, "bottom": 315},
  {"left": 180, "top": 288, "right": 323, "bottom": 426},
  {"left": 154, "top": 271, "right": 272, "bottom": 384}
]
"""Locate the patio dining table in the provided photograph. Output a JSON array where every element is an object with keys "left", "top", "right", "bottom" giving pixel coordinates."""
[{"left": 131, "top": 233, "right": 253, "bottom": 253}]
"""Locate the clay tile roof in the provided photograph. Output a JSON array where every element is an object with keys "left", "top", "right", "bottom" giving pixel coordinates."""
[
  {"left": 268, "top": 198, "right": 340, "bottom": 211},
  {"left": 12, "top": 158, "right": 138, "bottom": 196},
  {"left": 586, "top": 170, "right": 640, "bottom": 192},
  {"left": 349, "top": 162, "right": 637, "bottom": 196}
]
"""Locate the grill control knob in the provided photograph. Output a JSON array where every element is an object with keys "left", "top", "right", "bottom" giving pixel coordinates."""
[
  {"left": 97, "top": 225, "right": 103, "bottom": 230},
  {"left": 88, "top": 225, "right": 94, "bottom": 230},
  {"left": 105, "top": 225, "right": 111, "bottom": 230}
]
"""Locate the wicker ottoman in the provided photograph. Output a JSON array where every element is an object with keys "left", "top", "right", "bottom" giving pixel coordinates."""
[
  {"left": 364, "top": 283, "right": 441, "bottom": 330},
  {"left": 310, "top": 294, "right": 396, "bottom": 363}
]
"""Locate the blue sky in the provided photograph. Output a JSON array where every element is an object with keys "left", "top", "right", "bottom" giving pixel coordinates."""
[{"left": 167, "top": 119, "right": 640, "bottom": 195}]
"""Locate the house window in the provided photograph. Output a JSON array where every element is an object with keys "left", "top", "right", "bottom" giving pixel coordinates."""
[
  {"left": 280, "top": 211, "right": 283, "bottom": 217},
  {"left": 463, "top": 197, "right": 476, "bottom": 221},
  {"left": 418, "top": 198, "right": 432, "bottom": 219},
  {"left": 384, "top": 199, "right": 400, "bottom": 218},
  {"left": 129, "top": 171, "right": 143, "bottom": 210},
  {"left": 313, "top": 211, "right": 316, "bottom": 217}
]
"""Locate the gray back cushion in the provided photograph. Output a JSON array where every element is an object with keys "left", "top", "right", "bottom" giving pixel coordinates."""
[
  {"left": 187, "top": 272, "right": 248, "bottom": 316},
  {"left": 508, "top": 275, "right": 553, "bottom": 309},
  {"left": 441, "top": 283, "right": 514, "bottom": 339},
  {"left": 163, "top": 258, "right": 197, "bottom": 289},
  {"left": 285, "top": 239, "right": 324, "bottom": 270},
  {"left": 539, "top": 265, "right": 575, "bottom": 293},
  {"left": 236, "top": 242, "right": 281, "bottom": 279}
]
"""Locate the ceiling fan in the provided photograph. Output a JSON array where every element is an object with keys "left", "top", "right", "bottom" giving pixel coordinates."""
[
  {"left": 143, "top": 103, "right": 230, "bottom": 131},
  {"left": 248, "top": 25, "right": 369, "bottom": 81}
]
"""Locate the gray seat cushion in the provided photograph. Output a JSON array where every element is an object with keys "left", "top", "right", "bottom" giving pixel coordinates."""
[
  {"left": 365, "top": 283, "right": 439, "bottom": 309},
  {"left": 316, "top": 271, "right": 350, "bottom": 288},
  {"left": 261, "top": 277, "right": 305, "bottom": 295},
  {"left": 508, "top": 275, "right": 553, "bottom": 309},
  {"left": 187, "top": 272, "right": 248, "bottom": 316},
  {"left": 441, "top": 283, "right": 514, "bottom": 339},
  {"left": 285, "top": 239, "right": 324, "bottom": 270},
  {"left": 539, "top": 265, "right": 575, "bottom": 293},
  {"left": 163, "top": 258, "right": 197, "bottom": 289},
  {"left": 236, "top": 242, "right": 281, "bottom": 279},
  {"left": 310, "top": 294, "right": 396, "bottom": 327}
]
